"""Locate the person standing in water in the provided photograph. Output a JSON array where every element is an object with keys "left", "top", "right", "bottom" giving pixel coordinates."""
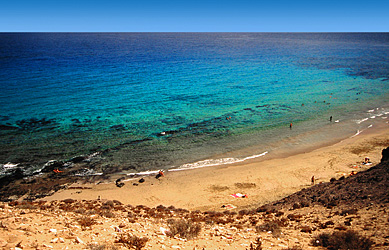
[{"left": 330, "top": 116, "right": 333, "bottom": 122}]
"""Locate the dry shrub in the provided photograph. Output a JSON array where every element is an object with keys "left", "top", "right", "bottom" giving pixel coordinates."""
[
  {"left": 340, "top": 208, "right": 358, "bottom": 216},
  {"left": 256, "top": 220, "right": 282, "bottom": 237},
  {"left": 87, "top": 243, "right": 118, "bottom": 250},
  {"left": 210, "top": 185, "right": 230, "bottom": 192},
  {"left": 167, "top": 219, "right": 201, "bottom": 240},
  {"left": 239, "top": 209, "right": 249, "bottom": 216},
  {"left": 311, "top": 230, "right": 373, "bottom": 250},
  {"left": 115, "top": 233, "right": 148, "bottom": 250},
  {"left": 287, "top": 213, "right": 303, "bottom": 222},
  {"left": 300, "top": 225, "right": 312, "bottom": 233},
  {"left": 16, "top": 202, "right": 37, "bottom": 210},
  {"left": 284, "top": 246, "right": 303, "bottom": 250},
  {"left": 78, "top": 216, "right": 96, "bottom": 230},
  {"left": 320, "top": 220, "right": 335, "bottom": 229},
  {"left": 75, "top": 208, "right": 86, "bottom": 214},
  {"left": 100, "top": 210, "right": 116, "bottom": 218},
  {"left": 247, "top": 237, "right": 262, "bottom": 250},
  {"left": 235, "top": 182, "right": 256, "bottom": 189}
]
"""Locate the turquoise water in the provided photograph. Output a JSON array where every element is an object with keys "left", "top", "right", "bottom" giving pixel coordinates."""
[{"left": 0, "top": 33, "right": 388, "bottom": 176}]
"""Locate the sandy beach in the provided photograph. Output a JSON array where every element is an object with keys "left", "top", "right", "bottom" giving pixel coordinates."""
[
  {"left": 42, "top": 122, "right": 389, "bottom": 211},
  {"left": 1, "top": 120, "right": 388, "bottom": 250}
]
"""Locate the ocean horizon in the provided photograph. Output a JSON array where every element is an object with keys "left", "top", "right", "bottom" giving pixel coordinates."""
[{"left": 1, "top": 32, "right": 388, "bottom": 178}]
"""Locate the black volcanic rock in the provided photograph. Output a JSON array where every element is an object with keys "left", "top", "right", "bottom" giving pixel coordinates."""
[
  {"left": 0, "top": 168, "right": 24, "bottom": 187},
  {"left": 381, "top": 147, "right": 389, "bottom": 163}
]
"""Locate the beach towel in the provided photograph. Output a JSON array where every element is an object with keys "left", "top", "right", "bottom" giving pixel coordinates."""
[{"left": 231, "top": 193, "right": 247, "bottom": 198}]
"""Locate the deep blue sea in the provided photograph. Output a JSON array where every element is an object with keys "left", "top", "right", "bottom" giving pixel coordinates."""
[{"left": 1, "top": 33, "right": 388, "bottom": 177}]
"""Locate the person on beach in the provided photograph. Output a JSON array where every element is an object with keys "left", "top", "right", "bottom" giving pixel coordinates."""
[
  {"left": 156, "top": 170, "right": 165, "bottom": 179},
  {"left": 311, "top": 176, "right": 315, "bottom": 185},
  {"left": 290, "top": 123, "right": 293, "bottom": 129},
  {"left": 330, "top": 116, "right": 333, "bottom": 122}
]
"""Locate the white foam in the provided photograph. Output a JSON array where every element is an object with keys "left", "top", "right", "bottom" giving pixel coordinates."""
[
  {"left": 356, "top": 118, "right": 368, "bottom": 124},
  {"left": 367, "top": 109, "right": 375, "bottom": 113},
  {"left": 3, "top": 162, "right": 19, "bottom": 169},
  {"left": 169, "top": 151, "right": 268, "bottom": 172},
  {"left": 351, "top": 130, "right": 361, "bottom": 138},
  {"left": 127, "top": 170, "right": 160, "bottom": 176},
  {"left": 74, "top": 170, "right": 103, "bottom": 176}
]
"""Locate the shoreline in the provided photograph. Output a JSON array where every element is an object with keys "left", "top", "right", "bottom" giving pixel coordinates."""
[{"left": 41, "top": 121, "right": 389, "bottom": 211}]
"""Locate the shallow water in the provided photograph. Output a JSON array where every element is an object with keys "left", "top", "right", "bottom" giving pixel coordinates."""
[{"left": 0, "top": 33, "right": 388, "bottom": 176}]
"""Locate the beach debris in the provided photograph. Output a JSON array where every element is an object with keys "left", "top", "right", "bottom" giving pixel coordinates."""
[
  {"left": 231, "top": 193, "right": 247, "bottom": 198},
  {"left": 139, "top": 178, "right": 145, "bottom": 183},
  {"left": 221, "top": 204, "right": 237, "bottom": 210}
]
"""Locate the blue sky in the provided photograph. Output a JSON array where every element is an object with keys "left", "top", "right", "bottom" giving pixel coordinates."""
[{"left": 1, "top": 0, "right": 388, "bottom": 32}]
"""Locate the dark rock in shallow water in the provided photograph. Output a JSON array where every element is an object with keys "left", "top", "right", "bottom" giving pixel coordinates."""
[
  {"left": 41, "top": 161, "right": 64, "bottom": 173},
  {"left": 0, "top": 168, "right": 24, "bottom": 187},
  {"left": 110, "top": 124, "right": 126, "bottom": 130},
  {"left": 0, "top": 124, "right": 18, "bottom": 130},
  {"left": 70, "top": 156, "right": 86, "bottom": 163},
  {"left": 16, "top": 117, "right": 58, "bottom": 131}
]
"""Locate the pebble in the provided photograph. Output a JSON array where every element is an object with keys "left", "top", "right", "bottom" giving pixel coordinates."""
[
  {"left": 75, "top": 236, "right": 84, "bottom": 244},
  {"left": 49, "top": 229, "right": 57, "bottom": 234}
]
